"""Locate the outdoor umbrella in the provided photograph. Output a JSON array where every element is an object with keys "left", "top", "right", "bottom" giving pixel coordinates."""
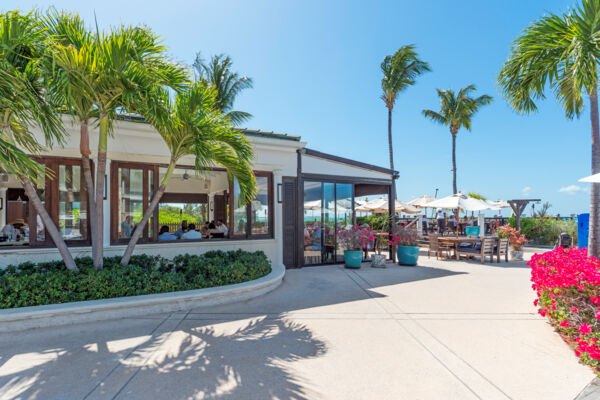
[
  {"left": 356, "top": 197, "right": 420, "bottom": 214},
  {"left": 407, "top": 195, "right": 436, "bottom": 208},
  {"left": 426, "top": 193, "right": 492, "bottom": 211}
]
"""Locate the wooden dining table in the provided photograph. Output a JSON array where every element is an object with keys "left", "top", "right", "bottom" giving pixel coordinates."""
[{"left": 438, "top": 236, "right": 480, "bottom": 260}]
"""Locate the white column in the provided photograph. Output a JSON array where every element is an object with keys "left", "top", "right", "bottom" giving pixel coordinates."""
[
  {"left": 208, "top": 193, "right": 215, "bottom": 221},
  {"left": 478, "top": 212, "right": 485, "bottom": 238},
  {"left": 273, "top": 169, "right": 283, "bottom": 266},
  {"left": 0, "top": 186, "right": 7, "bottom": 228},
  {"left": 102, "top": 159, "right": 111, "bottom": 247}
]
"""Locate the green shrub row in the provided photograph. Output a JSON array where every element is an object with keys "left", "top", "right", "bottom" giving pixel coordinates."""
[
  {"left": 508, "top": 217, "right": 577, "bottom": 246},
  {"left": 0, "top": 250, "right": 271, "bottom": 309}
]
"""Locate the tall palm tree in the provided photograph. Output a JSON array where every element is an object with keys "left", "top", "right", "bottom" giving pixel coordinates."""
[
  {"left": 422, "top": 85, "right": 492, "bottom": 194},
  {"left": 45, "top": 11, "right": 187, "bottom": 269},
  {"left": 193, "top": 53, "right": 253, "bottom": 125},
  {"left": 381, "top": 45, "right": 430, "bottom": 209},
  {"left": 0, "top": 10, "right": 78, "bottom": 271},
  {"left": 498, "top": 0, "right": 600, "bottom": 257},
  {"left": 120, "top": 82, "right": 256, "bottom": 265}
]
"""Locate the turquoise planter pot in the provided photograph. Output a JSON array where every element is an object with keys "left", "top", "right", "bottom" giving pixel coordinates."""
[
  {"left": 344, "top": 250, "right": 363, "bottom": 268},
  {"left": 397, "top": 245, "right": 419, "bottom": 266}
]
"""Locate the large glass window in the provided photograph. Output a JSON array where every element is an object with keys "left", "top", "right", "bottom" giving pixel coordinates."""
[
  {"left": 117, "top": 168, "right": 143, "bottom": 239},
  {"left": 58, "top": 164, "right": 87, "bottom": 241},
  {"left": 111, "top": 162, "right": 271, "bottom": 243},
  {"left": 251, "top": 176, "right": 269, "bottom": 235},
  {"left": 335, "top": 183, "right": 353, "bottom": 262}
]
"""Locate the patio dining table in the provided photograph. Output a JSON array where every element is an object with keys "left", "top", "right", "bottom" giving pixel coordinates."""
[{"left": 438, "top": 236, "right": 480, "bottom": 260}]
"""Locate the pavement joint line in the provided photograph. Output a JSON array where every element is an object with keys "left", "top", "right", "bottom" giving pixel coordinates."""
[
  {"left": 82, "top": 312, "right": 173, "bottom": 400},
  {"left": 109, "top": 309, "right": 193, "bottom": 400},
  {"left": 346, "top": 268, "right": 514, "bottom": 400}
]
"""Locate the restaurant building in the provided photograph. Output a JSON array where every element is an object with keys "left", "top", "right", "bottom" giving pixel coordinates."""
[{"left": 0, "top": 116, "right": 396, "bottom": 269}]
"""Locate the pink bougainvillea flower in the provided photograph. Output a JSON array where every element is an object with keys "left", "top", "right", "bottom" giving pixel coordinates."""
[
  {"left": 591, "top": 296, "right": 600, "bottom": 305},
  {"left": 596, "top": 311, "right": 600, "bottom": 320},
  {"left": 533, "top": 299, "right": 538, "bottom": 306},
  {"left": 560, "top": 320, "right": 572, "bottom": 327},
  {"left": 590, "top": 351, "right": 600, "bottom": 360},
  {"left": 575, "top": 349, "right": 582, "bottom": 357},
  {"left": 572, "top": 306, "right": 579, "bottom": 313},
  {"left": 579, "top": 323, "right": 593, "bottom": 335}
]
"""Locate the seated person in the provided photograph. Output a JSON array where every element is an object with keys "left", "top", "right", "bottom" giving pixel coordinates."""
[
  {"left": 121, "top": 216, "right": 133, "bottom": 238},
  {"left": 200, "top": 221, "right": 210, "bottom": 237},
  {"left": 158, "top": 225, "right": 177, "bottom": 241},
  {"left": 175, "top": 220, "right": 188, "bottom": 239},
  {"left": 208, "top": 222, "right": 221, "bottom": 237},
  {"left": 216, "top": 219, "right": 229, "bottom": 236},
  {"left": 182, "top": 223, "right": 203, "bottom": 239}
]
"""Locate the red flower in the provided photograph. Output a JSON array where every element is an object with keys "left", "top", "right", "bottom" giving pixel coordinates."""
[{"left": 579, "top": 323, "right": 593, "bottom": 335}]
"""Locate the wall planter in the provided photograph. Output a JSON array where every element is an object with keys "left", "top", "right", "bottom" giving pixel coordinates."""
[
  {"left": 344, "top": 250, "right": 363, "bottom": 269},
  {"left": 397, "top": 245, "right": 419, "bottom": 266}
]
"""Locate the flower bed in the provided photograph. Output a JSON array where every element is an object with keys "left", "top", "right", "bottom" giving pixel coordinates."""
[
  {"left": 0, "top": 250, "right": 271, "bottom": 309},
  {"left": 529, "top": 247, "right": 600, "bottom": 371}
]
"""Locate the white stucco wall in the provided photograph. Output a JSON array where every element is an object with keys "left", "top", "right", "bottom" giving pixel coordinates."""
[{"left": 301, "top": 154, "right": 392, "bottom": 180}]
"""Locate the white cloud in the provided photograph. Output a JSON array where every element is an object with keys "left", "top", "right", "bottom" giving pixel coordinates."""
[
  {"left": 521, "top": 186, "right": 532, "bottom": 196},
  {"left": 559, "top": 184, "right": 588, "bottom": 195}
]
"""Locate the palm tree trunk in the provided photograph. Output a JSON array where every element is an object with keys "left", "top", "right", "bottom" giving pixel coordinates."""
[
  {"left": 589, "top": 87, "right": 600, "bottom": 258},
  {"left": 21, "top": 176, "right": 78, "bottom": 271},
  {"left": 93, "top": 115, "right": 108, "bottom": 270},
  {"left": 451, "top": 131, "right": 457, "bottom": 194},
  {"left": 387, "top": 107, "right": 396, "bottom": 261},
  {"left": 80, "top": 120, "right": 96, "bottom": 263},
  {"left": 120, "top": 159, "right": 176, "bottom": 266}
]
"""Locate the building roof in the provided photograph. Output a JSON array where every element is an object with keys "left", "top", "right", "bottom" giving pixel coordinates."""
[
  {"left": 303, "top": 148, "right": 398, "bottom": 176},
  {"left": 114, "top": 113, "right": 301, "bottom": 142}
]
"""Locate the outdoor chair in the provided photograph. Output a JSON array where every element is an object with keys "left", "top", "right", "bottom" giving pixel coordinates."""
[
  {"left": 428, "top": 233, "right": 453, "bottom": 259},
  {"left": 497, "top": 238, "right": 509, "bottom": 262},
  {"left": 456, "top": 237, "right": 495, "bottom": 264}
]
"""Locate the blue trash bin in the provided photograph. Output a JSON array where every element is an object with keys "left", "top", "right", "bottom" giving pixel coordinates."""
[{"left": 578, "top": 213, "right": 589, "bottom": 249}]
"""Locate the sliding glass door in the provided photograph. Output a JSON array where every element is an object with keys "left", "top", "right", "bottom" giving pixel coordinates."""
[{"left": 303, "top": 180, "right": 354, "bottom": 265}]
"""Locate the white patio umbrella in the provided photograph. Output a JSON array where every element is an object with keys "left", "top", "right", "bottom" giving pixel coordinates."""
[
  {"left": 407, "top": 195, "right": 436, "bottom": 208},
  {"left": 485, "top": 199, "right": 509, "bottom": 209},
  {"left": 426, "top": 193, "right": 493, "bottom": 211},
  {"left": 303, "top": 199, "right": 322, "bottom": 210},
  {"left": 356, "top": 197, "right": 420, "bottom": 214},
  {"left": 580, "top": 173, "right": 600, "bottom": 183}
]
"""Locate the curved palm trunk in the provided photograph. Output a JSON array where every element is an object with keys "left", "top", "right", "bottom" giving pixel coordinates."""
[
  {"left": 589, "top": 87, "right": 600, "bottom": 258},
  {"left": 93, "top": 115, "right": 108, "bottom": 270},
  {"left": 80, "top": 120, "right": 97, "bottom": 263},
  {"left": 451, "top": 131, "right": 457, "bottom": 194},
  {"left": 21, "top": 176, "right": 78, "bottom": 271},
  {"left": 121, "top": 159, "right": 176, "bottom": 266}
]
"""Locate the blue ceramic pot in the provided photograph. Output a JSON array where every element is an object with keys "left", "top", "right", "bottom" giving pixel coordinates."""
[
  {"left": 344, "top": 250, "right": 363, "bottom": 268},
  {"left": 397, "top": 245, "right": 419, "bottom": 266}
]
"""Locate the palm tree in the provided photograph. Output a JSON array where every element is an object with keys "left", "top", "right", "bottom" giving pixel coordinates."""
[
  {"left": 193, "top": 53, "right": 253, "bottom": 125},
  {"left": 498, "top": 0, "right": 600, "bottom": 257},
  {"left": 0, "top": 10, "right": 78, "bottom": 271},
  {"left": 120, "top": 82, "right": 256, "bottom": 265},
  {"left": 45, "top": 11, "right": 187, "bottom": 269},
  {"left": 422, "top": 85, "right": 492, "bottom": 194},
  {"left": 381, "top": 45, "right": 430, "bottom": 209}
]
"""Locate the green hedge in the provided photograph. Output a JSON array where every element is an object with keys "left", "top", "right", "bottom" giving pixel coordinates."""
[
  {"left": 0, "top": 250, "right": 271, "bottom": 309},
  {"left": 508, "top": 217, "right": 577, "bottom": 246}
]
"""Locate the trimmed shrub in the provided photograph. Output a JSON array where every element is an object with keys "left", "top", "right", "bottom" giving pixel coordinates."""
[
  {"left": 529, "top": 247, "right": 600, "bottom": 371},
  {"left": 0, "top": 250, "right": 271, "bottom": 309},
  {"left": 508, "top": 217, "right": 577, "bottom": 246}
]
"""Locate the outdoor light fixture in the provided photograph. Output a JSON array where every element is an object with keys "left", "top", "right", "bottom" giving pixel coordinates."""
[{"left": 277, "top": 183, "right": 282, "bottom": 203}]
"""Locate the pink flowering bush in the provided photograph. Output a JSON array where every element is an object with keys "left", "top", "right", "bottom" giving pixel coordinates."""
[
  {"left": 389, "top": 226, "right": 419, "bottom": 247},
  {"left": 336, "top": 226, "right": 375, "bottom": 250},
  {"left": 498, "top": 224, "right": 528, "bottom": 250},
  {"left": 529, "top": 247, "right": 600, "bottom": 369}
]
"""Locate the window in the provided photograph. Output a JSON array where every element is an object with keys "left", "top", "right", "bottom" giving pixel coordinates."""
[
  {"left": 111, "top": 161, "right": 272, "bottom": 243},
  {"left": 58, "top": 164, "right": 87, "bottom": 241}
]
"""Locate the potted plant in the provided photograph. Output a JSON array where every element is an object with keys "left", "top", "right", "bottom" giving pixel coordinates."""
[
  {"left": 371, "top": 215, "right": 390, "bottom": 268},
  {"left": 498, "top": 224, "right": 528, "bottom": 261},
  {"left": 391, "top": 225, "right": 420, "bottom": 266},
  {"left": 336, "top": 226, "right": 374, "bottom": 268}
]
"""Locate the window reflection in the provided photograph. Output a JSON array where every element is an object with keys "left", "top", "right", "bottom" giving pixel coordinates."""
[
  {"left": 58, "top": 164, "right": 87, "bottom": 240},
  {"left": 118, "top": 168, "right": 143, "bottom": 239},
  {"left": 251, "top": 176, "right": 269, "bottom": 235}
]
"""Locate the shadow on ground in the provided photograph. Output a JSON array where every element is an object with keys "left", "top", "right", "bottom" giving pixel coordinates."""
[
  {"left": 0, "top": 262, "right": 467, "bottom": 399},
  {"left": 0, "top": 314, "right": 326, "bottom": 399}
]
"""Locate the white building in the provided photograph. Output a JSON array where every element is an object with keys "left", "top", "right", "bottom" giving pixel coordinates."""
[{"left": 0, "top": 116, "right": 396, "bottom": 268}]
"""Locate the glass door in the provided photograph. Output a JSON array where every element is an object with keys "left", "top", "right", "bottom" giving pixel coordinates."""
[{"left": 302, "top": 180, "right": 355, "bottom": 265}]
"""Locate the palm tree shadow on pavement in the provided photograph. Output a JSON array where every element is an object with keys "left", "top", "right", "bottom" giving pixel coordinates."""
[{"left": 0, "top": 314, "right": 326, "bottom": 400}]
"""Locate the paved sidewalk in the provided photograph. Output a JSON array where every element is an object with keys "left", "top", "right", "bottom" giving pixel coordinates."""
[{"left": 0, "top": 249, "right": 594, "bottom": 399}]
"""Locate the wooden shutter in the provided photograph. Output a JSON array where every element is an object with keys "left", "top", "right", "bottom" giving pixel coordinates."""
[
  {"left": 214, "top": 194, "right": 227, "bottom": 223},
  {"left": 282, "top": 177, "right": 297, "bottom": 268}
]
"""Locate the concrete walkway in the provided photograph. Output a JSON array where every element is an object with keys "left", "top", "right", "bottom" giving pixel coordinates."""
[{"left": 0, "top": 249, "right": 594, "bottom": 399}]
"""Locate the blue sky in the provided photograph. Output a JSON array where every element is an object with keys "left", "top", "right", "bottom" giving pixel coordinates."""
[{"left": 8, "top": 0, "right": 593, "bottom": 216}]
